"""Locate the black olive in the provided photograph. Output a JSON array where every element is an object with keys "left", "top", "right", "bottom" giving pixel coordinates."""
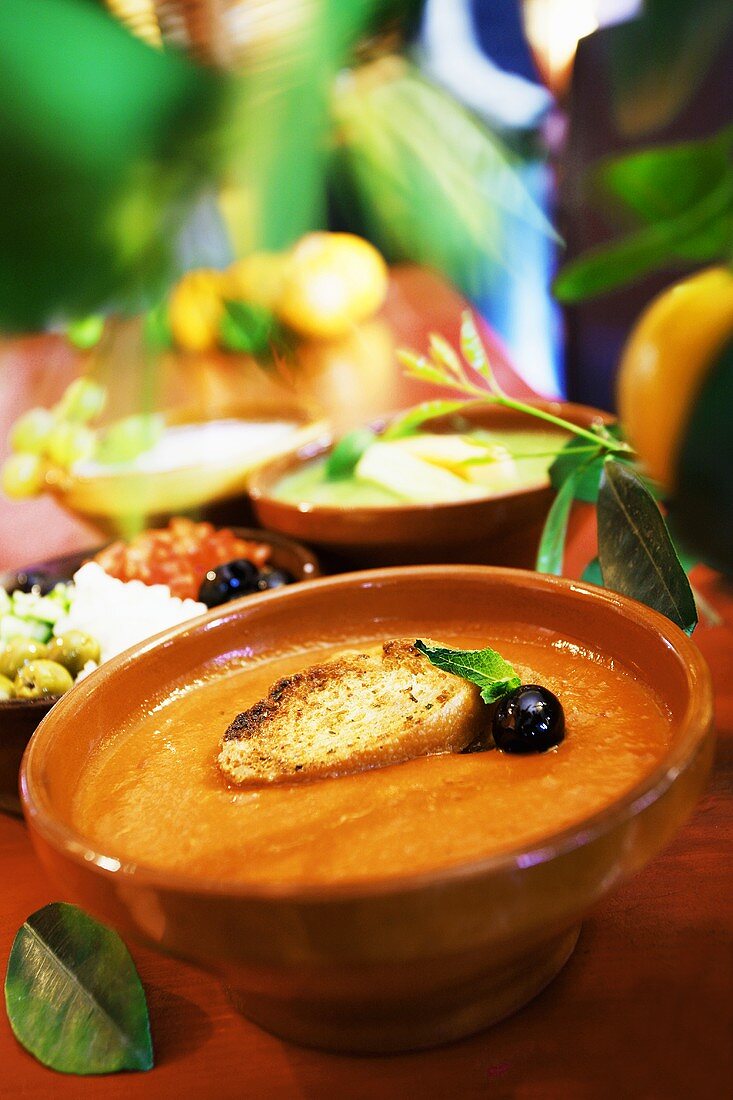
[
  {"left": 256, "top": 567, "right": 294, "bottom": 592},
  {"left": 198, "top": 559, "right": 260, "bottom": 608},
  {"left": 492, "top": 685, "right": 565, "bottom": 754}
]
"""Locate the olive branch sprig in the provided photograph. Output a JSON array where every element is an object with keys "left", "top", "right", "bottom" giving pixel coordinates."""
[
  {"left": 395, "top": 312, "right": 700, "bottom": 635},
  {"left": 395, "top": 311, "right": 633, "bottom": 459}
]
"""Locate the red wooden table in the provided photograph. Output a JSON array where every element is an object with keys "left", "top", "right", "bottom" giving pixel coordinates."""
[{"left": 0, "top": 271, "right": 731, "bottom": 1097}]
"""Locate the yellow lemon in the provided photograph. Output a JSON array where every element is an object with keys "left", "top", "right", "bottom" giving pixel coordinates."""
[
  {"left": 225, "top": 252, "right": 288, "bottom": 311},
  {"left": 278, "top": 233, "right": 389, "bottom": 340},
  {"left": 617, "top": 266, "right": 733, "bottom": 491},
  {"left": 169, "top": 269, "right": 227, "bottom": 353}
]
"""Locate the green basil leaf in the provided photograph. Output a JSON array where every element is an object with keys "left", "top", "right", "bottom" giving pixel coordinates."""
[
  {"left": 382, "top": 400, "right": 466, "bottom": 440},
  {"left": 5, "top": 902, "right": 153, "bottom": 1075},
  {"left": 324, "top": 427, "right": 376, "bottom": 481},
  {"left": 415, "top": 639, "right": 521, "bottom": 705},
  {"left": 598, "top": 460, "right": 697, "bottom": 634},
  {"left": 581, "top": 557, "right": 604, "bottom": 587},
  {"left": 220, "top": 301, "right": 276, "bottom": 355},
  {"left": 536, "top": 469, "right": 578, "bottom": 576}
]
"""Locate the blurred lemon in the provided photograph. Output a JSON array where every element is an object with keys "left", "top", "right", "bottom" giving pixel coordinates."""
[
  {"left": 618, "top": 266, "right": 733, "bottom": 491},
  {"left": 225, "top": 252, "right": 288, "bottom": 311},
  {"left": 169, "top": 268, "right": 226, "bottom": 352},
  {"left": 278, "top": 233, "right": 388, "bottom": 340}
]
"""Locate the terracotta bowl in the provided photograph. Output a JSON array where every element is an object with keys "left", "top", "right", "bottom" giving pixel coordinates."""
[
  {"left": 249, "top": 402, "right": 610, "bottom": 570},
  {"left": 21, "top": 568, "right": 713, "bottom": 1053},
  {"left": 0, "top": 530, "right": 319, "bottom": 815}
]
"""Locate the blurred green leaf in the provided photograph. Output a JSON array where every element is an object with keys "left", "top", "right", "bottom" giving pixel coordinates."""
[
  {"left": 554, "top": 171, "right": 733, "bottom": 302},
  {"left": 608, "top": 0, "right": 733, "bottom": 137},
  {"left": 594, "top": 126, "right": 733, "bottom": 226},
  {"left": 66, "top": 315, "right": 105, "bottom": 350},
  {"left": 536, "top": 470, "right": 578, "bottom": 576},
  {"left": 220, "top": 301, "right": 276, "bottom": 355},
  {"left": 220, "top": 1, "right": 388, "bottom": 258},
  {"left": 331, "top": 61, "right": 557, "bottom": 300},
  {"left": 598, "top": 460, "right": 697, "bottom": 634},
  {"left": 0, "top": 0, "right": 226, "bottom": 332},
  {"left": 143, "top": 301, "right": 172, "bottom": 350},
  {"left": 556, "top": 113, "right": 733, "bottom": 303},
  {"left": 5, "top": 902, "right": 152, "bottom": 1075},
  {"left": 329, "top": 0, "right": 424, "bottom": 55}
]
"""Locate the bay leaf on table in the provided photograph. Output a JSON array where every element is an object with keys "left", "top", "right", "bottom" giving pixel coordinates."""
[{"left": 5, "top": 902, "right": 153, "bottom": 1075}]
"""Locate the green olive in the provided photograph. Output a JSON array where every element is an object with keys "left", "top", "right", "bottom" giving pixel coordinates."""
[
  {"left": 47, "top": 631, "right": 101, "bottom": 676},
  {"left": 0, "top": 674, "right": 14, "bottom": 701},
  {"left": 13, "top": 660, "right": 74, "bottom": 700},
  {"left": 0, "top": 638, "right": 48, "bottom": 680}
]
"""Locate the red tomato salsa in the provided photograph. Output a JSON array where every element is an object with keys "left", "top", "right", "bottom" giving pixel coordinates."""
[{"left": 95, "top": 519, "right": 271, "bottom": 601}]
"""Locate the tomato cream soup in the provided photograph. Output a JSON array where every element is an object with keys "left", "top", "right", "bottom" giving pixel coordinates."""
[{"left": 72, "top": 631, "right": 672, "bottom": 887}]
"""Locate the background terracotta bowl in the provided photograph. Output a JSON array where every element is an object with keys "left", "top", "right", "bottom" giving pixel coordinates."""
[
  {"left": 248, "top": 402, "right": 609, "bottom": 570},
  {"left": 0, "top": 529, "right": 319, "bottom": 815},
  {"left": 21, "top": 568, "right": 713, "bottom": 1053}
]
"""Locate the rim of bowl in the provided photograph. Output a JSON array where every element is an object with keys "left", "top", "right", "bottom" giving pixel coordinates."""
[
  {"left": 248, "top": 401, "right": 610, "bottom": 518},
  {"left": 21, "top": 566, "right": 714, "bottom": 902},
  {"left": 67, "top": 416, "right": 324, "bottom": 485},
  {"left": 0, "top": 527, "right": 320, "bottom": 716}
]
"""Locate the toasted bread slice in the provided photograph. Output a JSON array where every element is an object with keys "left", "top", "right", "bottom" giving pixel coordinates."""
[{"left": 218, "top": 639, "right": 483, "bottom": 785}]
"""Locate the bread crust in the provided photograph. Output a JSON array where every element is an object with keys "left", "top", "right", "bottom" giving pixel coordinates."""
[{"left": 218, "top": 640, "right": 484, "bottom": 785}]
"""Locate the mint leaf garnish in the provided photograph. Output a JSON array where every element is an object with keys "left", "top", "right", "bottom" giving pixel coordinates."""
[
  {"left": 415, "top": 639, "right": 521, "bottom": 704},
  {"left": 324, "top": 427, "right": 376, "bottom": 480}
]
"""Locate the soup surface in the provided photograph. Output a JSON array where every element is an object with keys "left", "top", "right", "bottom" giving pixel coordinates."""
[
  {"left": 272, "top": 428, "right": 569, "bottom": 507},
  {"left": 72, "top": 626, "right": 672, "bottom": 887}
]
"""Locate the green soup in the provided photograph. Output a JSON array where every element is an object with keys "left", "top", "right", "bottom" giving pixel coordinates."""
[{"left": 273, "top": 428, "right": 570, "bottom": 508}]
